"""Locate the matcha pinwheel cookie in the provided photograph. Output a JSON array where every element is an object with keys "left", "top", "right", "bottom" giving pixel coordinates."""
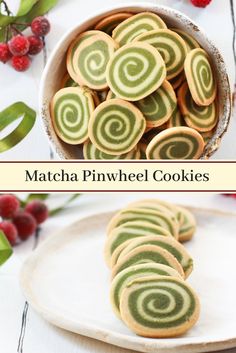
[
  {"left": 184, "top": 48, "right": 217, "bottom": 106},
  {"left": 110, "top": 263, "right": 182, "bottom": 318},
  {"left": 88, "top": 99, "right": 146, "bottom": 155},
  {"left": 106, "top": 42, "right": 166, "bottom": 101},
  {"left": 83, "top": 140, "right": 140, "bottom": 160},
  {"left": 127, "top": 198, "right": 180, "bottom": 220},
  {"left": 106, "top": 90, "right": 117, "bottom": 100},
  {"left": 107, "top": 208, "right": 179, "bottom": 239},
  {"left": 135, "top": 80, "right": 177, "bottom": 128},
  {"left": 135, "top": 29, "right": 188, "bottom": 79},
  {"left": 120, "top": 276, "right": 200, "bottom": 337},
  {"left": 146, "top": 126, "right": 205, "bottom": 159},
  {"left": 112, "top": 12, "right": 167, "bottom": 46},
  {"left": 112, "top": 244, "right": 185, "bottom": 278},
  {"left": 50, "top": 87, "right": 94, "bottom": 145},
  {"left": 95, "top": 13, "right": 133, "bottom": 35},
  {"left": 66, "top": 30, "right": 99, "bottom": 82},
  {"left": 105, "top": 221, "right": 173, "bottom": 267},
  {"left": 178, "top": 82, "right": 217, "bottom": 132},
  {"left": 71, "top": 32, "right": 118, "bottom": 90},
  {"left": 177, "top": 206, "right": 197, "bottom": 242},
  {"left": 117, "top": 235, "right": 193, "bottom": 278}
]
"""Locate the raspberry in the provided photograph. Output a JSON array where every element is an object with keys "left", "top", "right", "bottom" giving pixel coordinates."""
[
  {"left": 11, "top": 55, "right": 31, "bottom": 72},
  {"left": 28, "top": 35, "right": 44, "bottom": 55},
  {"left": 0, "top": 221, "right": 18, "bottom": 246},
  {"left": 8, "top": 35, "right": 29, "bottom": 56},
  {"left": 25, "top": 200, "right": 49, "bottom": 224},
  {"left": 190, "top": 0, "right": 212, "bottom": 7},
  {"left": 0, "top": 43, "right": 12, "bottom": 63},
  {"left": 31, "top": 16, "right": 50, "bottom": 37},
  {"left": 0, "top": 194, "right": 20, "bottom": 218},
  {"left": 13, "top": 211, "right": 37, "bottom": 240}
]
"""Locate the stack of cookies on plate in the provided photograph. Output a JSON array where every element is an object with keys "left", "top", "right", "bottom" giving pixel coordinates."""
[
  {"left": 104, "top": 199, "right": 200, "bottom": 337},
  {"left": 50, "top": 11, "right": 217, "bottom": 160}
]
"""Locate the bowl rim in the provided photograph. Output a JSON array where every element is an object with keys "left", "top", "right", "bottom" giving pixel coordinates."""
[{"left": 39, "top": 1, "right": 232, "bottom": 160}]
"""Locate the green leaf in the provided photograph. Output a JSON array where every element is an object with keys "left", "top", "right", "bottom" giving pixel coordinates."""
[
  {"left": 50, "top": 194, "right": 81, "bottom": 216},
  {"left": 0, "top": 13, "right": 15, "bottom": 27},
  {"left": 17, "top": 0, "right": 39, "bottom": 16},
  {"left": 0, "top": 230, "right": 13, "bottom": 266},
  {"left": 26, "top": 194, "right": 49, "bottom": 202},
  {"left": 0, "top": 102, "right": 36, "bottom": 153},
  {"left": 17, "top": 0, "right": 59, "bottom": 23}
]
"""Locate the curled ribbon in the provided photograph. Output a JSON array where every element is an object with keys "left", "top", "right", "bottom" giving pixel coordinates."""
[
  {"left": 0, "top": 230, "right": 13, "bottom": 266},
  {"left": 0, "top": 102, "right": 36, "bottom": 153}
]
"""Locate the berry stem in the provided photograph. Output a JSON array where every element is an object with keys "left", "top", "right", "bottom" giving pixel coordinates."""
[{"left": 11, "top": 25, "right": 22, "bottom": 36}]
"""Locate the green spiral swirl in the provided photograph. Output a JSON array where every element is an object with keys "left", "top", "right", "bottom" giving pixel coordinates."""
[
  {"left": 120, "top": 276, "right": 200, "bottom": 337},
  {"left": 112, "top": 244, "right": 184, "bottom": 278},
  {"left": 184, "top": 48, "right": 216, "bottom": 106},
  {"left": 178, "top": 82, "right": 217, "bottom": 131},
  {"left": 118, "top": 235, "right": 193, "bottom": 277},
  {"left": 88, "top": 99, "right": 146, "bottom": 155},
  {"left": 105, "top": 220, "right": 172, "bottom": 266},
  {"left": 135, "top": 80, "right": 177, "bottom": 127},
  {"left": 110, "top": 263, "right": 182, "bottom": 317},
  {"left": 72, "top": 32, "right": 118, "bottom": 90},
  {"left": 107, "top": 207, "right": 179, "bottom": 238},
  {"left": 146, "top": 127, "right": 205, "bottom": 159},
  {"left": 66, "top": 30, "right": 97, "bottom": 82},
  {"left": 106, "top": 42, "right": 166, "bottom": 101},
  {"left": 83, "top": 140, "right": 140, "bottom": 160},
  {"left": 51, "top": 87, "right": 94, "bottom": 144},
  {"left": 135, "top": 29, "right": 187, "bottom": 80},
  {"left": 112, "top": 12, "right": 167, "bottom": 46}
]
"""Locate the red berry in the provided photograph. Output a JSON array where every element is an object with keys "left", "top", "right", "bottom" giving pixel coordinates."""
[
  {"left": 25, "top": 200, "right": 49, "bottom": 224},
  {"left": 11, "top": 55, "right": 31, "bottom": 72},
  {"left": 0, "top": 195, "right": 20, "bottom": 218},
  {"left": 0, "top": 221, "right": 18, "bottom": 246},
  {"left": 0, "top": 43, "right": 12, "bottom": 63},
  {"left": 28, "top": 35, "right": 44, "bottom": 55},
  {"left": 13, "top": 211, "right": 37, "bottom": 240},
  {"left": 31, "top": 16, "right": 50, "bottom": 37},
  {"left": 190, "top": 0, "right": 212, "bottom": 7},
  {"left": 8, "top": 35, "right": 29, "bottom": 56}
]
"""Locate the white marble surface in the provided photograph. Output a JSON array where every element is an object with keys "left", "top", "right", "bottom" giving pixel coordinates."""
[
  {"left": 0, "top": 0, "right": 236, "bottom": 160},
  {"left": 1, "top": 192, "right": 236, "bottom": 353}
]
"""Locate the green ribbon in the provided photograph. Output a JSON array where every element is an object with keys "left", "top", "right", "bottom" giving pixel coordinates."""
[
  {"left": 0, "top": 230, "right": 13, "bottom": 266},
  {"left": 0, "top": 102, "right": 36, "bottom": 153}
]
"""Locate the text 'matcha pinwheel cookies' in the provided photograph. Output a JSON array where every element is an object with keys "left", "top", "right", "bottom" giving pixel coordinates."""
[
  {"left": 104, "top": 198, "right": 200, "bottom": 338},
  {"left": 50, "top": 10, "right": 218, "bottom": 160}
]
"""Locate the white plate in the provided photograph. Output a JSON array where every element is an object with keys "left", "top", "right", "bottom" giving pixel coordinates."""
[{"left": 20, "top": 208, "right": 236, "bottom": 353}]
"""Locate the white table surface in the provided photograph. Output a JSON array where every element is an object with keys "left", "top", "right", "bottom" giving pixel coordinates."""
[
  {"left": 1, "top": 192, "right": 236, "bottom": 353},
  {"left": 0, "top": 0, "right": 236, "bottom": 160}
]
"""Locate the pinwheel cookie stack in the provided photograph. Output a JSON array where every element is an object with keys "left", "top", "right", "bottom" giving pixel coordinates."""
[
  {"left": 104, "top": 199, "right": 200, "bottom": 338},
  {"left": 50, "top": 11, "right": 218, "bottom": 159}
]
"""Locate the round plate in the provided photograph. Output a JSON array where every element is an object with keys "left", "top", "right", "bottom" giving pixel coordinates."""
[{"left": 20, "top": 207, "right": 236, "bottom": 353}]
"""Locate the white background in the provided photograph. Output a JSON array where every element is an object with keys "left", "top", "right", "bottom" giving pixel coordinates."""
[{"left": 0, "top": 0, "right": 236, "bottom": 160}]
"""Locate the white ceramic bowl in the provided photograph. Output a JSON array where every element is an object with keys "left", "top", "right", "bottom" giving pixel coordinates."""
[{"left": 39, "top": 2, "right": 231, "bottom": 160}]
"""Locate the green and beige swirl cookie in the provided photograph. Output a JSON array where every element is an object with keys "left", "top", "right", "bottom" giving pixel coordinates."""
[
  {"left": 88, "top": 99, "right": 146, "bottom": 155},
  {"left": 120, "top": 276, "right": 200, "bottom": 337},
  {"left": 50, "top": 87, "right": 94, "bottom": 144},
  {"left": 146, "top": 126, "right": 205, "bottom": 160}
]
